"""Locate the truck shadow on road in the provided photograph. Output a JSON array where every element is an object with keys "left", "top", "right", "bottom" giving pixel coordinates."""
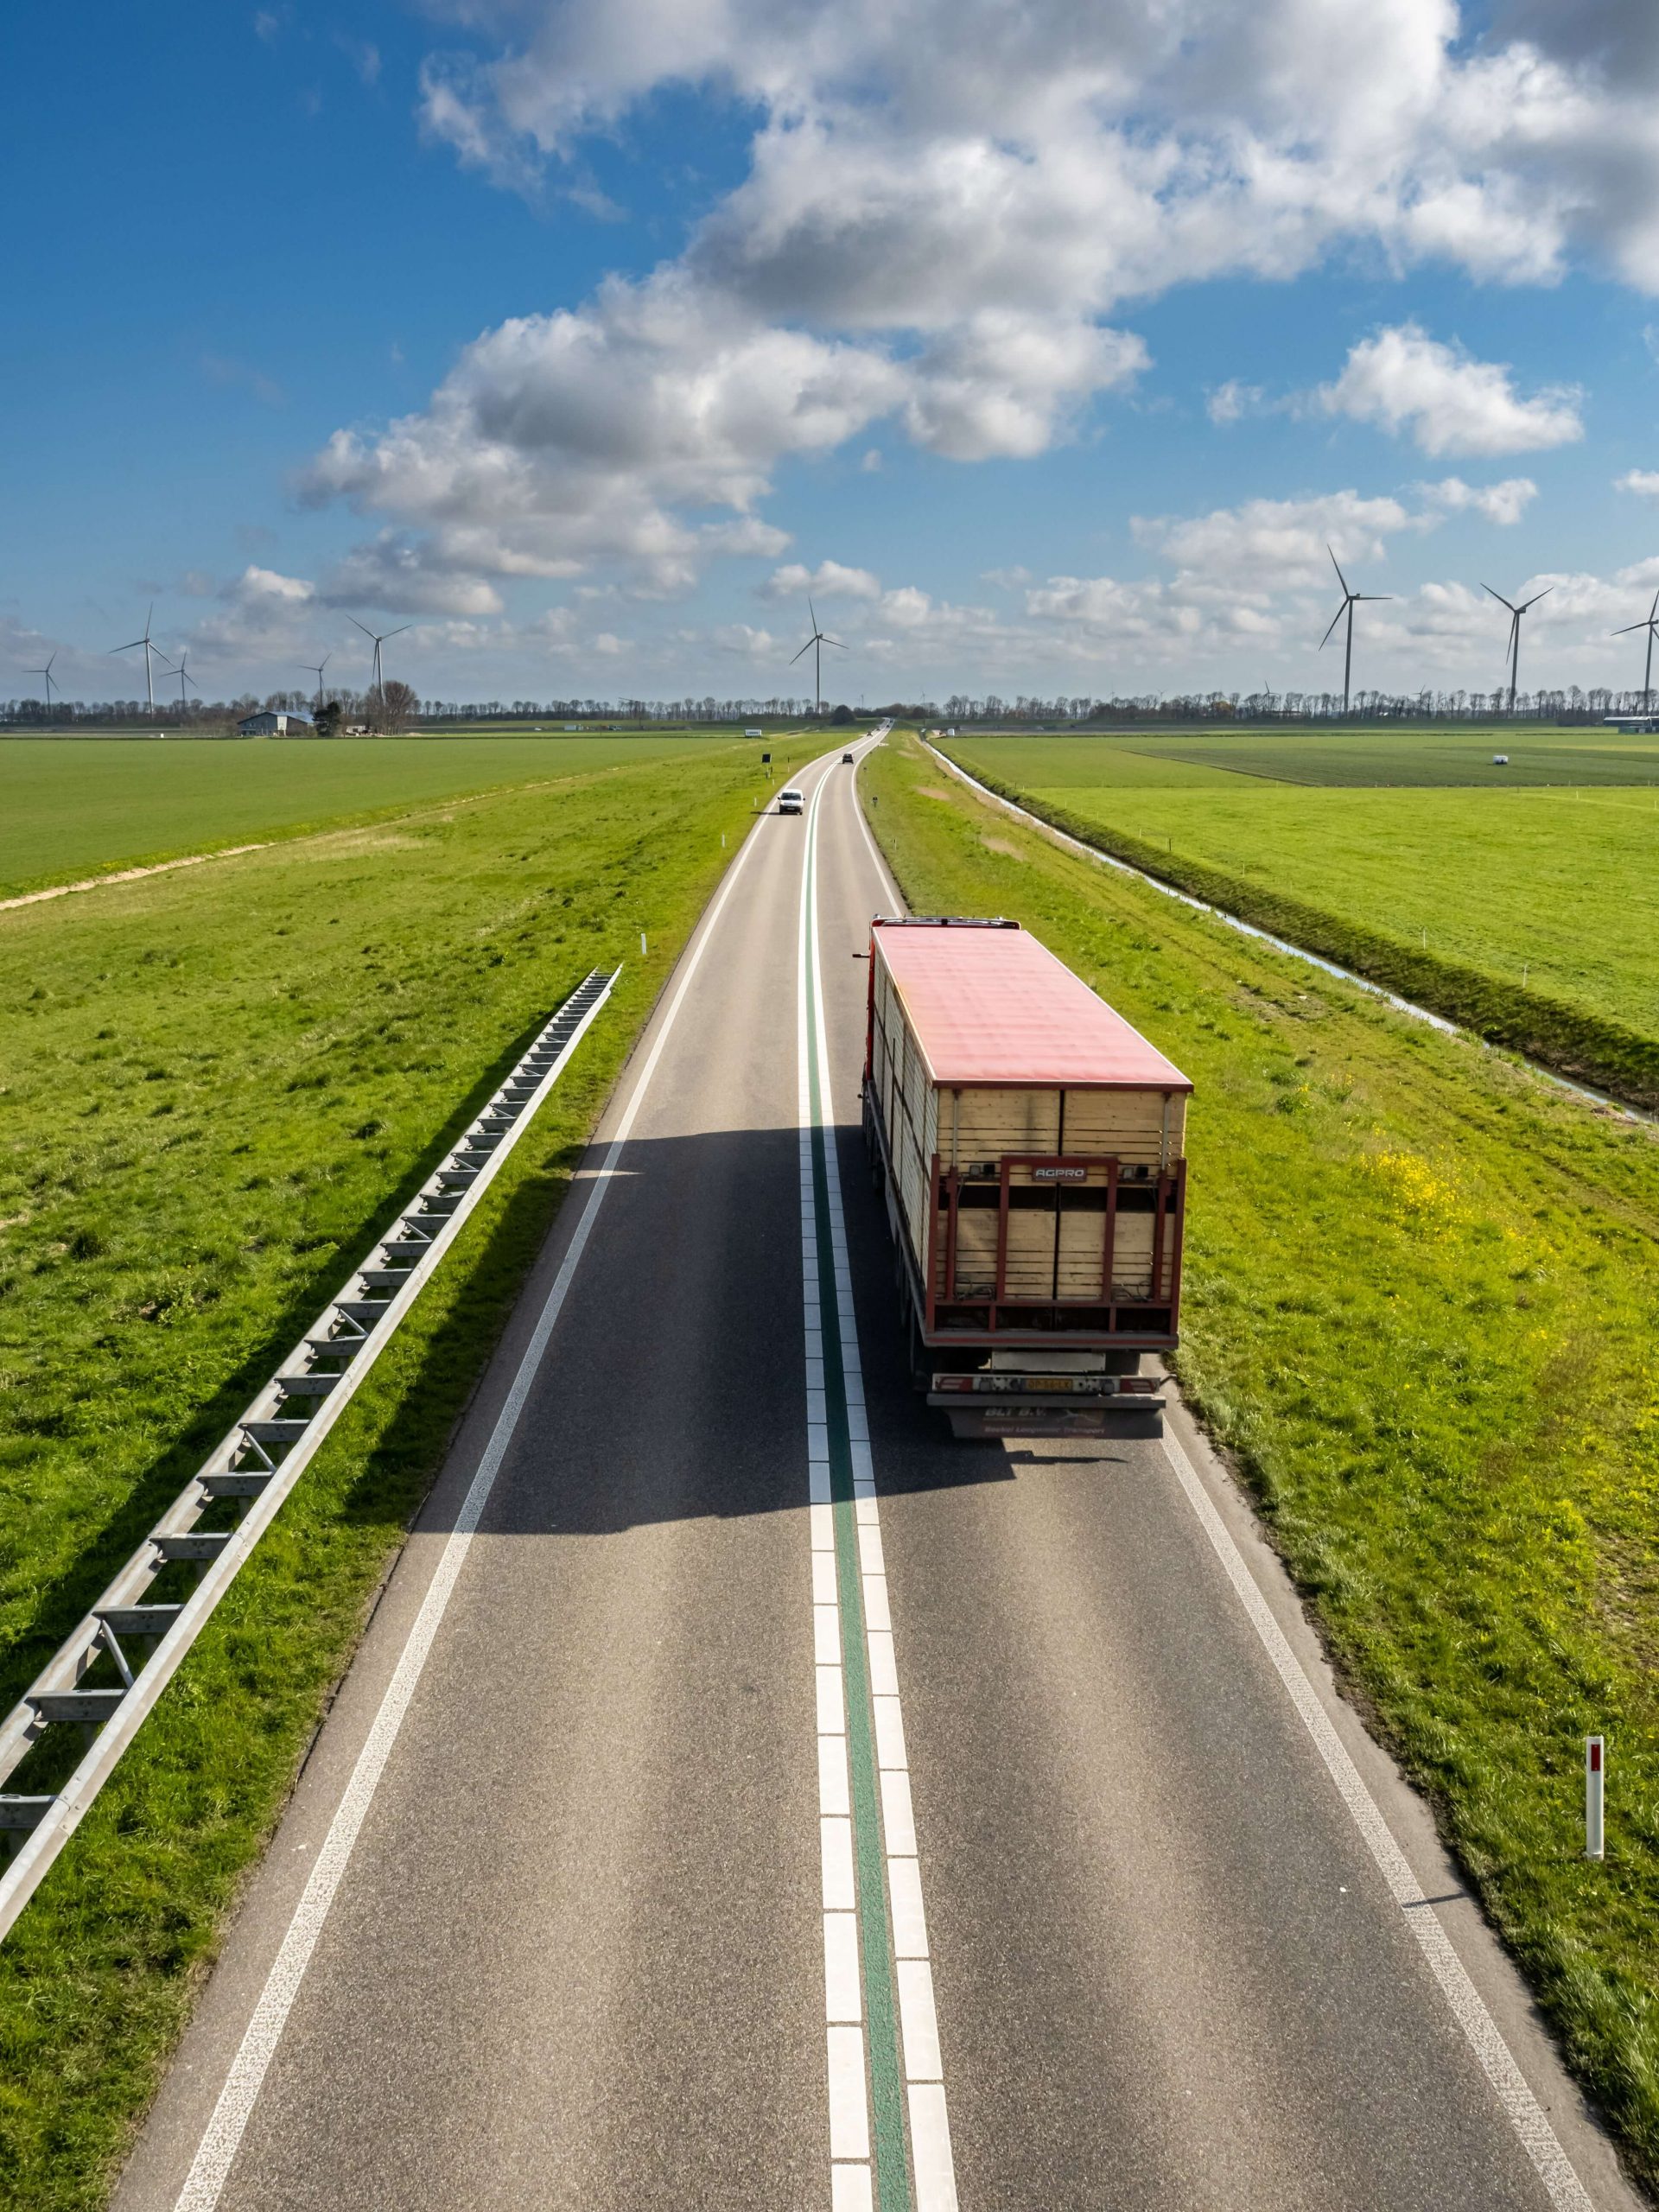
[{"left": 367, "top": 1116, "right": 1147, "bottom": 1546}]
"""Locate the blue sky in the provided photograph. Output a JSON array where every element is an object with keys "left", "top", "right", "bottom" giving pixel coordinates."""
[{"left": 7, "top": 0, "right": 1659, "bottom": 706}]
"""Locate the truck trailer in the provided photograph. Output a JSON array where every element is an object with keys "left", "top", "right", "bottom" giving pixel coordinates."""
[{"left": 862, "top": 917, "right": 1192, "bottom": 1440}]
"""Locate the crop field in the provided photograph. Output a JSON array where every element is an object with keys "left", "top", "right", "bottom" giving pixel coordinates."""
[
  {"left": 0, "top": 732, "right": 822, "bottom": 2209},
  {"left": 0, "top": 732, "right": 790, "bottom": 899},
  {"left": 958, "top": 725, "right": 1659, "bottom": 788},
  {"left": 867, "top": 730, "right": 1659, "bottom": 2190},
  {"left": 944, "top": 732, "right": 1659, "bottom": 1107}
]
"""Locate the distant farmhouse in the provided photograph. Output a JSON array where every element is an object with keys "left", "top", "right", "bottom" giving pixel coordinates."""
[{"left": 237, "top": 709, "right": 313, "bottom": 736}]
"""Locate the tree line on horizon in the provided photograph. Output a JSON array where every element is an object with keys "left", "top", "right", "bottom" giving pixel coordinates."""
[{"left": 3, "top": 681, "right": 1654, "bottom": 731}]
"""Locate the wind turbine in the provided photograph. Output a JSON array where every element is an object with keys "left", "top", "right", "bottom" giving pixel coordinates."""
[
  {"left": 789, "top": 597, "right": 846, "bottom": 715},
  {"left": 160, "top": 650, "right": 199, "bottom": 710},
  {"left": 1611, "top": 588, "right": 1659, "bottom": 715},
  {"left": 110, "top": 605, "right": 161, "bottom": 712},
  {"left": 348, "top": 614, "right": 410, "bottom": 695},
  {"left": 302, "top": 653, "right": 331, "bottom": 707},
  {"left": 26, "top": 651, "right": 58, "bottom": 714},
  {"left": 1318, "top": 547, "right": 1390, "bottom": 715},
  {"left": 1483, "top": 582, "right": 1552, "bottom": 715}
]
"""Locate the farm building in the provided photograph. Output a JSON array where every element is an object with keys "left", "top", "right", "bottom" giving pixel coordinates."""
[{"left": 236, "top": 710, "right": 314, "bottom": 736}]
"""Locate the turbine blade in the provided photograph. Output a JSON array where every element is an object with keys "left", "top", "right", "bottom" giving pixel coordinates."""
[
  {"left": 1517, "top": 587, "right": 1553, "bottom": 612},
  {"left": 110, "top": 637, "right": 146, "bottom": 652},
  {"left": 347, "top": 613, "right": 376, "bottom": 639},
  {"left": 1612, "top": 620, "right": 1645, "bottom": 635},
  {"left": 384, "top": 625, "right": 411, "bottom": 640},
  {"left": 808, "top": 595, "right": 817, "bottom": 632},
  {"left": 789, "top": 639, "right": 814, "bottom": 663},
  {"left": 1481, "top": 583, "right": 1516, "bottom": 612},
  {"left": 1318, "top": 605, "right": 1345, "bottom": 650},
  {"left": 823, "top": 635, "right": 847, "bottom": 650},
  {"left": 1327, "top": 544, "right": 1350, "bottom": 597},
  {"left": 1356, "top": 594, "right": 1392, "bottom": 602}
]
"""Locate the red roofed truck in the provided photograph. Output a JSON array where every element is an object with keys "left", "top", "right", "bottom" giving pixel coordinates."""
[{"left": 862, "top": 918, "right": 1192, "bottom": 1440}]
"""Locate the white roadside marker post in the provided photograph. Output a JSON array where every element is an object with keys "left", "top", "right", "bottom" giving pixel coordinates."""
[
  {"left": 1586, "top": 1736, "right": 1605, "bottom": 1861},
  {"left": 640, "top": 931, "right": 647, "bottom": 956}
]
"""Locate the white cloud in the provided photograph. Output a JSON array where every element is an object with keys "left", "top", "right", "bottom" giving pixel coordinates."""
[
  {"left": 1616, "top": 467, "right": 1659, "bottom": 497},
  {"left": 763, "top": 561, "right": 881, "bottom": 602},
  {"left": 334, "top": 35, "right": 381, "bottom": 86},
  {"left": 1133, "top": 490, "right": 1418, "bottom": 587},
  {"left": 1316, "top": 324, "right": 1584, "bottom": 456},
  {"left": 276, "top": 1, "right": 1659, "bottom": 675},
  {"left": 1207, "top": 380, "right": 1267, "bottom": 425},
  {"left": 321, "top": 533, "right": 505, "bottom": 617},
  {"left": 419, "top": 0, "right": 1659, "bottom": 302},
  {"left": 1416, "top": 474, "right": 1539, "bottom": 523},
  {"left": 301, "top": 274, "right": 908, "bottom": 597}
]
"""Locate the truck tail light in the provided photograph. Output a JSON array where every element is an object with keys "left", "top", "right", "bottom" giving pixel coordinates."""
[
  {"left": 1119, "top": 1376, "right": 1157, "bottom": 1395},
  {"left": 934, "top": 1375, "right": 976, "bottom": 1393}
]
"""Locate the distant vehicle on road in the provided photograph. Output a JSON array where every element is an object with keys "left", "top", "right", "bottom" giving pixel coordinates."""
[
  {"left": 842, "top": 751, "right": 855, "bottom": 764},
  {"left": 778, "top": 786, "right": 804, "bottom": 814},
  {"left": 1492, "top": 753, "right": 1510, "bottom": 765},
  {"left": 863, "top": 918, "right": 1191, "bottom": 1440}
]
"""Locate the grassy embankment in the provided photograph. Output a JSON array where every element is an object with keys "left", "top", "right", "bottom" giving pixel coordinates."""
[
  {"left": 944, "top": 735, "right": 1659, "bottom": 1111},
  {"left": 866, "top": 732, "right": 1659, "bottom": 2190},
  {"left": 0, "top": 734, "right": 820, "bottom": 2210},
  {"left": 0, "top": 732, "right": 784, "bottom": 899}
]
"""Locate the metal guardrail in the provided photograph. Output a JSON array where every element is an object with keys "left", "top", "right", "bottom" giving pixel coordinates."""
[{"left": 0, "top": 966, "right": 620, "bottom": 1941}]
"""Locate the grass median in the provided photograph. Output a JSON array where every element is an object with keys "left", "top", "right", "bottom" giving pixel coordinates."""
[
  {"left": 867, "top": 731, "right": 1659, "bottom": 2193},
  {"left": 0, "top": 736, "right": 820, "bottom": 2210}
]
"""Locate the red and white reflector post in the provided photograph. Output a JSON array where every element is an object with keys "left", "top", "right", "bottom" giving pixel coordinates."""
[{"left": 1586, "top": 1735, "right": 1605, "bottom": 1861}]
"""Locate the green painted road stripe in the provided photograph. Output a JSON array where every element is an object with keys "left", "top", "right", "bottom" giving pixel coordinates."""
[{"left": 804, "top": 785, "right": 913, "bottom": 2212}]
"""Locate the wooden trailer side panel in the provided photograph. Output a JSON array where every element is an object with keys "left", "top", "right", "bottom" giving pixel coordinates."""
[{"left": 926, "top": 1085, "right": 1185, "bottom": 1315}]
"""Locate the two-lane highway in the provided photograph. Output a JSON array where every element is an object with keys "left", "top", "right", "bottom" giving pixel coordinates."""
[{"left": 117, "top": 740, "right": 1640, "bottom": 2212}]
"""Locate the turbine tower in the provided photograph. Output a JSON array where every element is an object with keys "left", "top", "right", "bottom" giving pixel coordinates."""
[
  {"left": 1483, "top": 582, "right": 1552, "bottom": 715},
  {"left": 302, "top": 654, "right": 331, "bottom": 708},
  {"left": 1318, "top": 547, "right": 1390, "bottom": 716},
  {"left": 348, "top": 614, "right": 410, "bottom": 695},
  {"left": 789, "top": 597, "right": 846, "bottom": 715},
  {"left": 26, "top": 651, "right": 58, "bottom": 714},
  {"left": 111, "top": 606, "right": 161, "bottom": 712},
  {"left": 1612, "top": 588, "right": 1659, "bottom": 715}
]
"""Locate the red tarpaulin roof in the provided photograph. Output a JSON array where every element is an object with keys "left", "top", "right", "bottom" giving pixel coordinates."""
[{"left": 874, "top": 921, "right": 1192, "bottom": 1091}]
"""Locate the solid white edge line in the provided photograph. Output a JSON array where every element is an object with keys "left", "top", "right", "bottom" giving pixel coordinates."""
[
  {"left": 173, "top": 800, "right": 780, "bottom": 2212},
  {"left": 1160, "top": 1425, "right": 1595, "bottom": 2212}
]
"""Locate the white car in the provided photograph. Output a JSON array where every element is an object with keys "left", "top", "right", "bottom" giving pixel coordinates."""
[{"left": 778, "top": 786, "right": 804, "bottom": 814}]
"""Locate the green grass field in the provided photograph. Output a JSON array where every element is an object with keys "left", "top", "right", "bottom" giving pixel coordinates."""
[
  {"left": 0, "top": 733, "right": 788, "bottom": 898},
  {"left": 944, "top": 734, "right": 1659, "bottom": 1108},
  {"left": 0, "top": 734, "right": 822, "bottom": 2209},
  {"left": 869, "top": 731, "right": 1659, "bottom": 2192},
  {"left": 957, "top": 725, "right": 1659, "bottom": 788}
]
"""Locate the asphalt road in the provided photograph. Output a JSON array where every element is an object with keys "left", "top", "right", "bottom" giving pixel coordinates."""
[{"left": 117, "top": 743, "right": 1643, "bottom": 2212}]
